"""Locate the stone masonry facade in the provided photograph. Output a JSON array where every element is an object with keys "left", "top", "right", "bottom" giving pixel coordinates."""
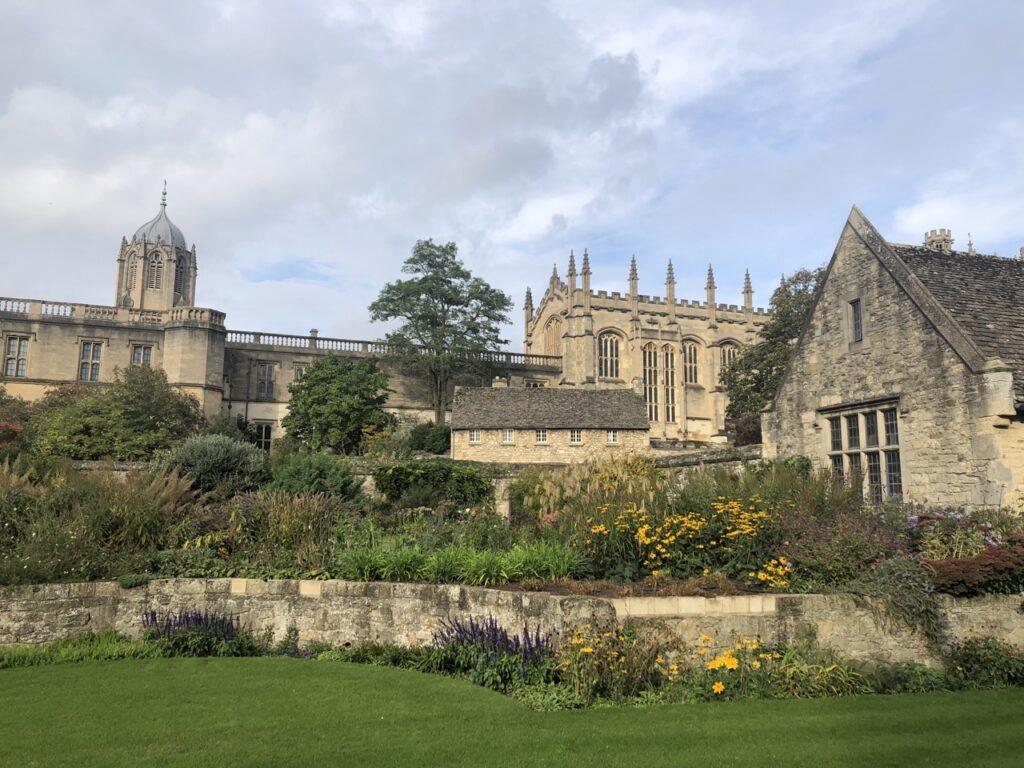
[
  {"left": 763, "top": 208, "right": 1024, "bottom": 509},
  {"left": 2, "top": 578, "right": 1022, "bottom": 667},
  {"left": 1, "top": 189, "right": 765, "bottom": 451}
]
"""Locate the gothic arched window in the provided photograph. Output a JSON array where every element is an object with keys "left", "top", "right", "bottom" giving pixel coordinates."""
[
  {"left": 127, "top": 258, "right": 137, "bottom": 290},
  {"left": 598, "top": 332, "right": 620, "bottom": 379},
  {"left": 642, "top": 342, "right": 659, "bottom": 422},
  {"left": 662, "top": 344, "right": 676, "bottom": 423},
  {"left": 543, "top": 317, "right": 563, "bottom": 357},
  {"left": 174, "top": 257, "right": 187, "bottom": 297},
  {"left": 720, "top": 342, "right": 740, "bottom": 370},
  {"left": 682, "top": 341, "right": 700, "bottom": 384},
  {"left": 148, "top": 256, "right": 163, "bottom": 290}
]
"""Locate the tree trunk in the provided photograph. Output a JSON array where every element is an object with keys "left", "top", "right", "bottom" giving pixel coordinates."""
[{"left": 432, "top": 371, "right": 446, "bottom": 425}]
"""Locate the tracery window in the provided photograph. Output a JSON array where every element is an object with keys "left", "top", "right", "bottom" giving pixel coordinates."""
[
  {"left": 662, "top": 345, "right": 676, "bottom": 423},
  {"left": 642, "top": 343, "right": 659, "bottom": 422},
  {"left": 598, "top": 332, "right": 620, "bottom": 379},
  {"left": 543, "top": 317, "right": 563, "bottom": 357},
  {"left": 174, "top": 258, "right": 187, "bottom": 297},
  {"left": 148, "top": 256, "right": 163, "bottom": 290},
  {"left": 682, "top": 341, "right": 700, "bottom": 385},
  {"left": 720, "top": 342, "right": 739, "bottom": 370}
]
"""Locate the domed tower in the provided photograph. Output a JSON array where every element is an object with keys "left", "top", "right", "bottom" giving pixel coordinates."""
[{"left": 114, "top": 182, "right": 197, "bottom": 311}]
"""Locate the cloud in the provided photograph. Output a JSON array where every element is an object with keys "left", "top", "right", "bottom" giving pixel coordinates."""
[
  {"left": 1, "top": 0, "right": 1022, "bottom": 341},
  {"left": 893, "top": 121, "right": 1024, "bottom": 253}
]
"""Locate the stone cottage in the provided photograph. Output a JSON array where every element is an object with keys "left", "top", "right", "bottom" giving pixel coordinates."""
[
  {"left": 451, "top": 386, "right": 650, "bottom": 463},
  {"left": 763, "top": 206, "right": 1024, "bottom": 509}
]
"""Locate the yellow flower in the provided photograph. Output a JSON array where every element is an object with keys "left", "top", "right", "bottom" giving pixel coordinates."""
[
  {"left": 699, "top": 634, "right": 714, "bottom": 645},
  {"left": 580, "top": 646, "right": 594, "bottom": 654},
  {"left": 752, "top": 660, "right": 761, "bottom": 669},
  {"left": 712, "top": 681, "right": 725, "bottom": 694}
]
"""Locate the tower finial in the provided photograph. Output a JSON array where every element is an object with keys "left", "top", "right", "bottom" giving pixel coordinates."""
[
  {"left": 524, "top": 287, "right": 534, "bottom": 309},
  {"left": 628, "top": 254, "right": 638, "bottom": 281},
  {"left": 161, "top": 180, "right": 167, "bottom": 208},
  {"left": 706, "top": 263, "right": 716, "bottom": 290},
  {"left": 968, "top": 233, "right": 976, "bottom": 255},
  {"left": 666, "top": 259, "right": 675, "bottom": 284},
  {"left": 743, "top": 269, "right": 752, "bottom": 292},
  {"left": 568, "top": 249, "right": 577, "bottom": 276},
  {"left": 551, "top": 263, "right": 559, "bottom": 282},
  {"left": 581, "top": 247, "right": 591, "bottom": 275}
]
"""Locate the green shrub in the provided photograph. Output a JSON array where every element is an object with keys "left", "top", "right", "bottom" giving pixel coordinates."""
[
  {"left": 371, "top": 459, "right": 492, "bottom": 508},
  {"left": 846, "top": 555, "right": 949, "bottom": 648},
  {"left": 0, "top": 632, "right": 162, "bottom": 669},
  {"left": 267, "top": 452, "right": 362, "bottom": 500},
  {"left": 156, "top": 434, "right": 267, "bottom": 496},
  {"left": 407, "top": 422, "right": 451, "bottom": 455},
  {"left": 26, "top": 367, "right": 203, "bottom": 460},
  {"left": 945, "top": 637, "right": 1024, "bottom": 688}
]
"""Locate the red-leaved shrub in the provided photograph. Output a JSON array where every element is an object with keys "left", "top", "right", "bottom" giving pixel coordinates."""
[{"left": 928, "top": 535, "right": 1024, "bottom": 597}]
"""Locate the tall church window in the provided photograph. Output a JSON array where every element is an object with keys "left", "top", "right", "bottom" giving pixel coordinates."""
[
  {"left": 598, "top": 332, "right": 620, "bottom": 379},
  {"left": 720, "top": 342, "right": 739, "bottom": 370},
  {"left": 148, "top": 256, "right": 163, "bottom": 290},
  {"left": 682, "top": 341, "right": 699, "bottom": 385},
  {"left": 662, "top": 345, "right": 676, "bottom": 423},
  {"left": 642, "top": 343, "right": 659, "bottom": 422},
  {"left": 127, "top": 258, "right": 138, "bottom": 290},
  {"left": 544, "top": 317, "right": 563, "bottom": 357},
  {"left": 174, "top": 258, "right": 187, "bottom": 297}
]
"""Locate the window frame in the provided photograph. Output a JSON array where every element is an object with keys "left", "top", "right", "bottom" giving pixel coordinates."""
[
  {"left": 501, "top": 427, "right": 515, "bottom": 445},
  {"left": 606, "top": 428, "right": 619, "bottom": 445},
  {"left": 253, "top": 422, "right": 273, "bottom": 452},
  {"left": 681, "top": 340, "right": 700, "bottom": 385},
  {"left": 3, "top": 335, "right": 28, "bottom": 378},
  {"left": 535, "top": 428, "right": 548, "bottom": 445},
  {"left": 131, "top": 344, "right": 153, "bottom": 367},
  {"left": 662, "top": 345, "right": 676, "bottom": 423},
  {"left": 468, "top": 428, "right": 481, "bottom": 444},
  {"left": 642, "top": 342, "right": 659, "bottom": 422},
  {"left": 78, "top": 340, "right": 102, "bottom": 382},
  {"left": 255, "top": 361, "right": 276, "bottom": 400},
  {"left": 824, "top": 402, "right": 904, "bottom": 504},
  {"left": 569, "top": 428, "right": 583, "bottom": 445},
  {"left": 597, "top": 332, "right": 621, "bottom": 379},
  {"left": 850, "top": 298, "right": 864, "bottom": 343}
]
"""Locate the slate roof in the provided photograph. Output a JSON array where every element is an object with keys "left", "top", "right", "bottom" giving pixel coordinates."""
[
  {"left": 451, "top": 387, "right": 650, "bottom": 430},
  {"left": 892, "top": 244, "right": 1024, "bottom": 400}
]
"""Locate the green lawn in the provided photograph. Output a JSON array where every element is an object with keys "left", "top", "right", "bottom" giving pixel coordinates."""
[{"left": 2, "top": 659, "right": 1023, "bottom": 768}]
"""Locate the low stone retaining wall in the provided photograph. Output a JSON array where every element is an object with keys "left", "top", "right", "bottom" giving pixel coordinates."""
[{"left": 2, "top": 579, "right": 1022, "bottom": 666}]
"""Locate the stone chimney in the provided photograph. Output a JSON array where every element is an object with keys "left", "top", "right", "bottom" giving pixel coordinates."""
[
  {"left": 923, "top": 228, "right": 954, "bottom": 254},
  {"left": 1019, "top": 247, "right": 1024, "bottom": 262}
]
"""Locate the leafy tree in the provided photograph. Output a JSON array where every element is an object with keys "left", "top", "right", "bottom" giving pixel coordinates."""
[
  {"left": 721, "top": 267, "right": 826, "bottom": 443},
  {"left": 369, "top": 239, "right": 514, "bottom": 423},
  {"left": 27, "top": 366, "right": 204, "bottom": 460},
  {"left": 282, "top": 355, "right": 392, "bottom": 454},
  {"left": 0, "top": 386, "right": 30, "bottom": 447}
]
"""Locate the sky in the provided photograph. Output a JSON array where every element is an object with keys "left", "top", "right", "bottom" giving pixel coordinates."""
[{"left": 2, "top": 0, "right": 1024, "bottom": 344}]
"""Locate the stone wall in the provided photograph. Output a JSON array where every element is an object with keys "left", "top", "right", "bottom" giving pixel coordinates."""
[
  {"left": 452, "top": 427, "right": 649, "bottom": 463},
  {"left": 762, "top": 216, "right": 1019, "bottom": 508},
  {"left": 2, "top": 579, "right": 1022, "bottom": 666}
]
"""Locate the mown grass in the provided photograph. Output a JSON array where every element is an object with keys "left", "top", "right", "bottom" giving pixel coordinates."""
[{"left": 2, "top": 658, "right": 1023, "bottom": 768}]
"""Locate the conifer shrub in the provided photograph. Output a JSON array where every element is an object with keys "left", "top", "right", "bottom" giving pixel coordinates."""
[{"left": 155, "top": 434, "right": 266, "bottom": 496}]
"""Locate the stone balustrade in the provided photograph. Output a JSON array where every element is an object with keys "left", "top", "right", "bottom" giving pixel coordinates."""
[
  {"left": 0, "top": 296, "right": 225, "bottom": 328},
  {"left": 225, "top": 329, "right": 562, "bottom": 370}
]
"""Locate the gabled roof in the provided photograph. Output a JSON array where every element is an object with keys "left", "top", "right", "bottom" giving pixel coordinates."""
[
  {"left": 451, "top": 387, "right": 649, "bottom": 430},
  {"left": 892, "top": 245, "right": 1024, "bottom": 399},
  {"left": 768, "top": 206, "right": 1024, "bottom": 411}
]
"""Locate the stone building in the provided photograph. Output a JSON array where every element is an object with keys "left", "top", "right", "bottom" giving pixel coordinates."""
[
  {"left": 763, "top": 206, "right": 1024, "bottom": 509},
  {"left": 0, "top": 189, "right": 559, "bottom": 449},
  {"left": 523, "top": 250, "right": 768, "bottom": 443},
  {"left": 451, "top": 386, "right": 649, "bottom": 463}
]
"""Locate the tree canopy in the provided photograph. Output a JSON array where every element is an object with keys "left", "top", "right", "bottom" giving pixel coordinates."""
[
  {"left": 720, "top": 267, "right": 825, "bottom": 443},
  {"left": 282, "top": 355, "right": 392, "bottom": 454},
  {"left": 27, "top": 366, "right": 204, "bottom": 460},
  {"left": 368, "top": 239, "right": 513, "bottom": 423}
]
